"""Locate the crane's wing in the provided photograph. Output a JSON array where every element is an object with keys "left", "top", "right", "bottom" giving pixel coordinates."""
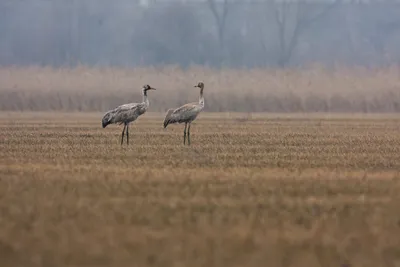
[
  {"left": 102, "top": 102, "right": 142, "bottom": 127},
  {"left": 171, "top": 103, "right": 197, "bottom": 115},
  {"left": 163, "top": 109, "right": 175, "bottom": 128},
  {"left": 163, "top": 103, "right": 198, "bottom": 128}
]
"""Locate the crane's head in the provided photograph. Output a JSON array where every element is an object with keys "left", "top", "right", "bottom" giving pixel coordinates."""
[
  {"left": 194, "top": 82, "right": 204, "bottom": 89},
  {"left": 142, "top": 84, "right": 156, "bottom": 95},
  {"left": 194, "top": 82, "right": 204, "bottom": 95}
]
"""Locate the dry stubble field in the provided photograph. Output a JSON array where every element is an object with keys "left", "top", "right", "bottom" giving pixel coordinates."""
[{"left": 1, "top": 112, "right": 400, "bottom": 267}]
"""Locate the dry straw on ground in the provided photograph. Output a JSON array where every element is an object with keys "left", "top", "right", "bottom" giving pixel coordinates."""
[
  {"left": 1, "top": 112, "right": 400, "bottom": 267},
  {"left": 1, "top": 64, "right": 400, "bottom": 112}
]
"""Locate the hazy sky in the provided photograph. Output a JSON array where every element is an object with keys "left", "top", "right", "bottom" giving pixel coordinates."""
[{"left": 0, "top": 0, "right": 399, "bottom": 67}]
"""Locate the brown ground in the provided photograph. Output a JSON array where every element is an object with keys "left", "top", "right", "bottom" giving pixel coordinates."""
[{"left": 1, "top": 112, "right": 400, "bottom": 267}]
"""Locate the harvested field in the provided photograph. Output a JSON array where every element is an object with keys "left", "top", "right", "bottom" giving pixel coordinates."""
[{"left": 1, "top": 112, "right": 400, "bottom": 267}]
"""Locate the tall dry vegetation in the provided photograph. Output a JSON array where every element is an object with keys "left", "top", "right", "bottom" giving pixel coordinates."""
[{"left": 1, "top": 65, "right": 400, "bottom": 113}]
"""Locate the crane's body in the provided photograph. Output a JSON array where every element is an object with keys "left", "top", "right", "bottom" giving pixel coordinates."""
[
  {"left": 102, "top": 102, "right": 148, "bottom": 128},
  {"left": 102, "top": 84, "right": 156, "bottom": 145},
  {"left": 163, "top": 82, "right": 205, "bottom": 145}
]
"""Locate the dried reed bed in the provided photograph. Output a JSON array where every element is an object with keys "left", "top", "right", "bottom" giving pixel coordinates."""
[
  {"left": 1, "top": 65, "right": 400, "bottom": 112},
  {"left": 1, "top": 112, "right": 400, "bottom": 267}
]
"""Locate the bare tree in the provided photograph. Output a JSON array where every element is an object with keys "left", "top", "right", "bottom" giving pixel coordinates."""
[
  {"left": 368, "top": 2, "right": 400, "bottom": 64},
  {"left": 66, "top": 0, "right": 82, "bottom": 66},
  {"left": 269, "top": 0, "right": 339, "bottom": 67},
  {"left": 207, "top": 0, "right": 231, "bottom": 64}
]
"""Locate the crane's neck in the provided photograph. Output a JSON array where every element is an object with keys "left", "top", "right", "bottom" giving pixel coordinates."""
[
  {"left": 143, "top": 91, "right": 149, "bottom": 107},
  {"left": 199, "top": 88, "right": 204, "bottom": 107}
]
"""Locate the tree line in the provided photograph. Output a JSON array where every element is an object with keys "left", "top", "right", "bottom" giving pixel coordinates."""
[{"left": 1, "top": 0, "right": 400, "bottom": 68}]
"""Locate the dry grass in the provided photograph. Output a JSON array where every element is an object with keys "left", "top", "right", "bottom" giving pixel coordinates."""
[
  {"left": 1, "top": 112, "right": 400, "bottom": 267},
  {"left": 1, "top": 65, "right": 400, "bottom": 112}
]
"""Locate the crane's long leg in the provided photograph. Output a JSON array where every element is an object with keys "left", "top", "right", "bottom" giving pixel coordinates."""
[
  {"left": 183, "top": 123, "right": 187, "bottom": 145},
  {"left": 126, "top": 124, "right": 129, "bottom": 145},
  {"left": 187, "top": 123, "right": 191, "bottom": 146},
  {"left": 121, "top": 124, "right": 126, "bottom": 145}
]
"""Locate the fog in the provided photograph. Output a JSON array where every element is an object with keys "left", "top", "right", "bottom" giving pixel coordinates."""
[{"left": 1, "top": 0, "right": 400, "bottom": 68}]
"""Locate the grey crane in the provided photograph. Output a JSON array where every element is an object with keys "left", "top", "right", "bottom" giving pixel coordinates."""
[
  {"left": 163, "top": 82, "right": 205, "bottom": 145},
  {"left": 102, "top": 84, "right": 156, "bottom": 145}
]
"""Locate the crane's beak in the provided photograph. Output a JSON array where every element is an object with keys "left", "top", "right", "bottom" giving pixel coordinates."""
[
  {"left": 148, "top": 87, "right": 156, "bottom": 90},
  {"left": 194, "top": 85, "right": 199, "bottom": 88}
]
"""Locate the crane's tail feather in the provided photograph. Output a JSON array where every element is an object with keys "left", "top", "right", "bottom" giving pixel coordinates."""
[
  {"left": 102, "top": 120, "right": 110, "bottom": 128},
  {"left": 163, "top": 109, "right": 175, "bottom": 128},
  {"left": 102, "top": 112, "right": 113, "bottom": 128}
]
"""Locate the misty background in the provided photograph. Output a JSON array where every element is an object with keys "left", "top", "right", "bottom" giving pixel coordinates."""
[{"left": 1, "top": 0, "right": 400, "bottom": 68}]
